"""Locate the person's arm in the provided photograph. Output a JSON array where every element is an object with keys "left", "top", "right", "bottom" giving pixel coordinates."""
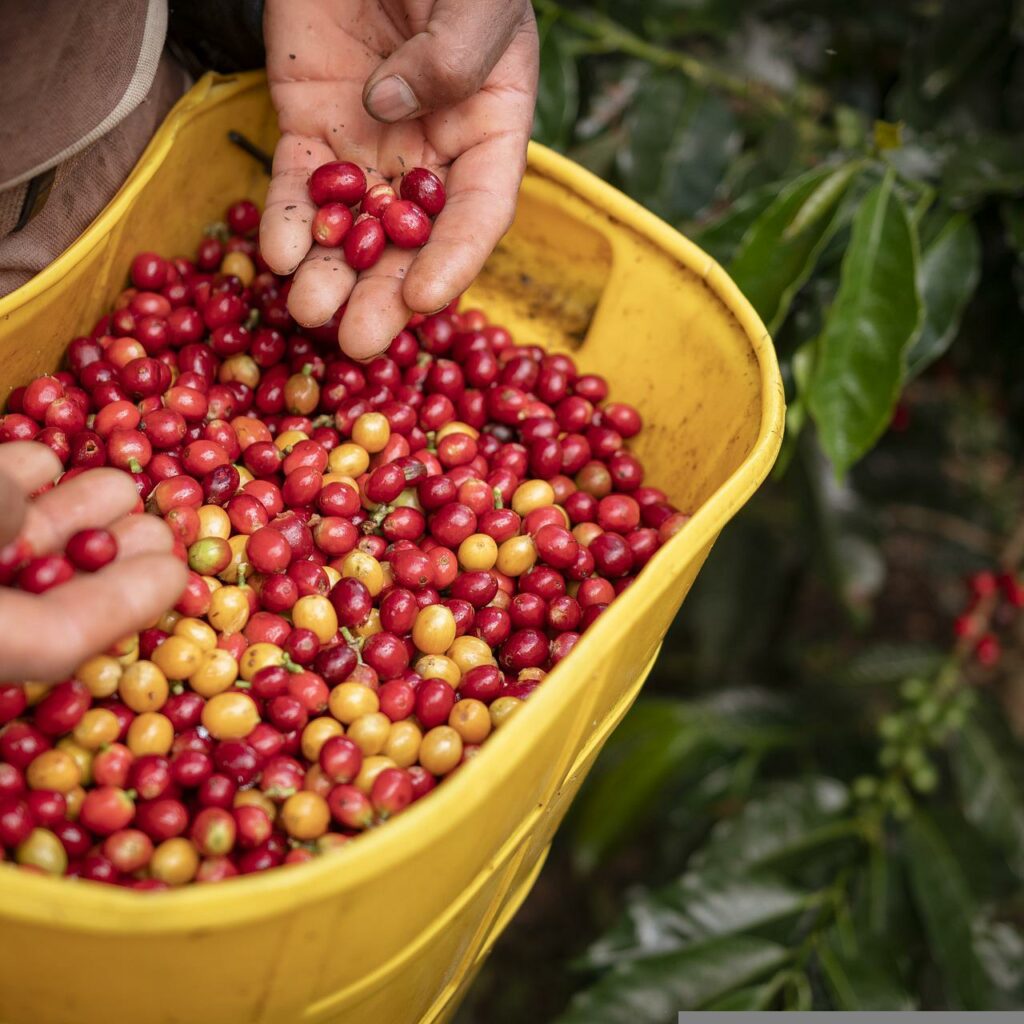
[
  {"left": 259, "top": 0, "right": 539, "bottom": 360},
  {"left": 0, "top": 443, "right": 186, "bottom": 683}
]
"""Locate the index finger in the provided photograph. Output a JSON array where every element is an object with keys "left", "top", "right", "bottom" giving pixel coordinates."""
[
  {"left": 401, "top": 132, "right": 527, "bottom": 314},
  {"left": 259, "top": 132, "right": 335, "bottom": 276}
]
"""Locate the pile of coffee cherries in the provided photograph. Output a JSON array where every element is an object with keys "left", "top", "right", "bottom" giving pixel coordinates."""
[
  {"left": 0, "top": 198, "right": 688, "bottom": 887},
  {"left": 308, "top": 162, "right": 446, "bottom": 270}
]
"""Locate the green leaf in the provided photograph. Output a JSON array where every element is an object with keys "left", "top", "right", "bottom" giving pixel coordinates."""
[
  {"left": 581, "top": 870, "right": 811, "bottom": 968},
  {"left": 533, "top": 23, "right": 579, "bottom": 149},
  {"left": 572, "top": 693, "right": 801, "bottom": 873},
  {"left": 705, "top": 977, "right": 785, "bottom": 1010},
  {"left": 951, "top": 707, "right": 1024, "bottom": 879},
  {"left": 691, "top": 184, "right": 778, "bottom": 265},
  {"left": 617, "top": 68, "right": 740, "bottom": 223},
  {"left": 973, "top": 907, "right": 1024, "bottom": 1003},
  {"left": 807, "top": 172, "right": 922, "bottom": 476},
  {"left": 905, "top": 810, "right": 994, "bottom": 1009},
  {"left": 571, "top": 700, "right": 714, "bottom": 873},
  {"left": 784, "top": 162, "right": 864, "bottom": 240},
  {"left": 693, "top": 777, "right": 854, "bottom": 873},
  {"left": 817, "top": 925, "right": 917, "bottom": 1009},
  {"left": 942, "top": 135, "right": 1024, "bottom": 206},
  {"left": 555, "top": 937, "right": 790, "bottom": 1022},
  {"left": 905, "top": 213, "right": 980, "bottom": 378},
  {"left": 833, "top": 642, "right": 945, "bottom": 687},
  {"left": 729, "top": 165, "right": 855, "bottom": 333}
]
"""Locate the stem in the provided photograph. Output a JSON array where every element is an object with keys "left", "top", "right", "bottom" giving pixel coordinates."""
[{"left": 534, "top": 0, "right": 831, "bottom": 133}]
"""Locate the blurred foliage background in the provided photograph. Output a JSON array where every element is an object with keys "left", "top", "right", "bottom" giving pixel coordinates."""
[{"left": 456, "top": 0, "right": 1024, "bottom": 1016}]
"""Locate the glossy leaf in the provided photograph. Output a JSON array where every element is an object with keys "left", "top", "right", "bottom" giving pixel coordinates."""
[
  {"left": 534, "top": 23, "right": 579, "bottom": 149},
  {"left": 807, "top": 172, "right": 921, "bottom": 476},
  {"left": 705, "top": 978, "right": 785, "bottom": 1010},
  {"left": 617, "top": 68, "right": 740, "bottom": 223},
  {"left": 942, "top": 134, "right": 1024, "bottom": 206},
  {"left": 692, "top": 777, "right": 853, "bottom": 873},
  {"left": 952, "top": 708, "right": 1024, "bottom": 879},
  {"left": 817, "top": 925, "right": 916, "bottom": 1009},
  {"left": 905, "top": 811, "right": 994, "bottom": 1009},
  {"left": 570, "top": 700, "right": 713, "bottom": 874},
  {"left": 572, "top": 694, "right": 800, "bottom": 873},
  {"left": 555, "top": 937, "right": 790, "bottom": 1022},
  {"left": 906, "top": 213, "right": 981, "bottom": 378},
  {"left": 692, "top": 184, "right": 778, "bottom": 265},
  {"left": 581, "top": 870, "right": 811, "bottom": 968},
  {"left": 729, "top": 165, "right": 853, "bottom": 333}
]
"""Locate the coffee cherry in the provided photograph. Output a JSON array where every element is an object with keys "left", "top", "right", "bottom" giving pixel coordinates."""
[{"left": 400, "top": 168, "right": 446, "bottom": 217}]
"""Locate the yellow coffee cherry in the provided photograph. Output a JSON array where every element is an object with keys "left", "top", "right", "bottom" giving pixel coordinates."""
[
  {"left": 419, "top": 726, "right": 463, "bottom": 775},
  {"left": 436, "top": 420, "right": 479, "bottom": 441},
  {"left": 292, "top": 594, "right": 339, "bottom": 644},
  {"left": 126, "top": 713, "right": 174, "bottom": 756},
  {"left": 300, "top": 717, "right": 344, "bottom": 762},
  {"left": 414, "top": 654, "right": 461, "bottom": 688},
  {"left": 354, "top": 755, "right": 396, "bottom": 794},
  {"left": 341, "top": 550, "right": 384, "bottom": 596},
  {"left": 155, "top": 610, "right": 182, "bottom": 633},
  {"left": 280, "top": 792, "right": 330, "bottom": 840},
  {"left": 221, "top": 250, "right": 255, "bottom": 285},
  {"left": 384, "top": 720, "right": 422, "bottom": 768},
  {"left": 490, "top": 696, "right": 524, "bottom": 729},
  {"left": 219, "top": 534, "right": 250, "bottom": 584},
  {"left": 458, "top": 533, "right": 498, "bottom": 571},
  {"left": 447, "top": 635, "right": 496, "bottom": 675},
  {"left": 412, "top": 605, "right": 457, "bottom": 655},
  {"left": 174, "top": 617, "right": 218, "bottom": 652},
  {"left": 219, "top": 355, "right": 260, "bottom": 388},
  {"left": 197, "top": 504, "right": 231, "bottom": 539},
  {"left": 151, "top": 636, "right": 202, "bottom": 681},
  {"left": 72, "top": 708, "right": 120, "bottom": 750},
  {"left": 329, "top": 682, "right": 379, "bottom": 724},
  {"left": 234, "top": 789, "right": 276, "bottom": 821},
  {"left": 118, "top": 660, "right": 169, "bottom": 713},
  {"left": 150, "top": 838, "right": 199, "bottom": 885},
  {"left": 239, "top": 642, "right": 283, "bottom": 681},
  {"left": 208, "top": 586, "right": 250, "bottom": 633},
  {"left": 352, "top": 412, "right": 390, "bottom": 453},
  {"left": 74, "top": 655, "right": 122, "bottom": 698},
  {"left": 110, "top": 633, "right": 139, "bottom": 667},
  {"left": 347, "top": 712, "right": 391, "bottom": 756},
  {"left": 495, "top": 535, "right": 537, "bottom": 576},
  {"left": 275, "top": 429, "right": 309, "bottom": 452},
  {"left": 16, "top": 828, "right": 67, "bottom": 875},
  {"left": 56, "top": 739, "right": 93, "bottom": 786},
  {"left": 353, "top": 608, "right": 382, "bottom": 639},
  {"left": 512, "top": 479, "right": 555, "bottom": 516},
  {"left": 449, "top": 698, "right": 492, "bottom": 744},
  {"left": 64, "top": 785, "right": 85, "bottom": 820},
  {"left": 189, "top": 648, "right": 239, "bottom": 698},
  {"left": 201, "top": 692, "right": 260, "bottom": 740},
  {"left": 27, "top": 750, "right": 80, "bottom": 793},
  {"left": 328, "top": 443, "right": 369, "bottom": 477}
]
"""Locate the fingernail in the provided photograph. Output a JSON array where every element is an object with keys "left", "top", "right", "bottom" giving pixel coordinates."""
[{"left": 365, "top": 76, "right": 419, "bottom": 123}]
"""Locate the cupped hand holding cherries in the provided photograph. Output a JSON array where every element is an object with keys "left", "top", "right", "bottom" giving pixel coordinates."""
[{"left": 258, "top": 0, "right": 539, "bottom": 360}]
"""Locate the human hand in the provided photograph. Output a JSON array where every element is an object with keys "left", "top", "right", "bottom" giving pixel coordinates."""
[
  {"left": 260, "top": 0, "right": 539, "bottom": 360},
  {"left": 0, "top": 443, "right": 187, "bottom": 682}
]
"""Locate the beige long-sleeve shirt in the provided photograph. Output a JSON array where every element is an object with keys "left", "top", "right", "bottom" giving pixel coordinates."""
[{"left": 0, "top": 0, "right": 189, "bottom": 298}]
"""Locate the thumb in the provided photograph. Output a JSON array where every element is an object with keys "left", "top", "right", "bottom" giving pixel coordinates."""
[{"left": 363, "top": 0, "right": 530, "bottom": 122}]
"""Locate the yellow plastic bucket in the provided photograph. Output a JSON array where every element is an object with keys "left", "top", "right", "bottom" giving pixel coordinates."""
[{"left": 0, "top": 73, "right": 783, "bottom": 1024}]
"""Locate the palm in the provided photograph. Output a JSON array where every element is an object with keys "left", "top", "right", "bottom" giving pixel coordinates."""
[{"left": 261, "top": 0, "right": 538, "bottom": 359}]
